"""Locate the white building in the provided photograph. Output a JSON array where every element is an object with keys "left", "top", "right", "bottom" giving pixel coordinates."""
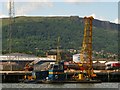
[
  {"left": 0, "top": 53, "right": 55, "bottom": 61},
  {"left": 73, "top": 54, "right": 80, "bottom": 63},
  {"left": 73, "top": 53, "right": 94, "bottom": 63}
]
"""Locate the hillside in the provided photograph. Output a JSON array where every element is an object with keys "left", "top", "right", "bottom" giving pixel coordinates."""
[{"left": 2, "top": 16, "right": 119, "bottom": 55}]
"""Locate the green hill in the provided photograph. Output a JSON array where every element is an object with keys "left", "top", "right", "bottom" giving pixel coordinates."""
[{"left": 2, "top": 16, "right": 119, "bottom": 55}]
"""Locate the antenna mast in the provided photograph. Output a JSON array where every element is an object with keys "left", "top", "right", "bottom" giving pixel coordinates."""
[
  {"left": 8, "top": 0, "right": 15, "bottom": 71},
  {"left": 8, "top": 0, "right": 15, "bottom": 57}
]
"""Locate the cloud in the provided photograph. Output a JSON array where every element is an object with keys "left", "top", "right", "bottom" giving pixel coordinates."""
[
  {"left": 64, "top": 0, "right": 81, "bottom": 2},
  {"left": 89, "top": 13, "right": 107, "bottom": 21},
  {"left": 114, "top": 18, "right": 118, "bottom": 24},
  {"left": 1, "top": 0, "right": 53, "bottom": 18},
  {"left": 7, "top": 1, "right": 9, "bottom": 10},
  {"left": 1, "top": 0, "right": 119, "bottom": 2},
  {"left": 63, "top": 0, "right": 95, "bottom": 2},
  {"left": 5, "top": 0, "right": 53, "bottom": 16},
  {"left": 63, "top": 0, "right": 119, "bottom": 2},
  {"left": 112, "top": 18, "right": 120, "bottom": 24},
  {"left": 0, "top": 13, "right": 8, "bottom": 18},
  {"left": 90, "top": 14, "right": 119, "bottom": 24},
  {"left": 1, "top": 0, "right": 53, "bottom": 2},
  {"left": 90, "top": 14, "right": 96, "bottom": 18}
]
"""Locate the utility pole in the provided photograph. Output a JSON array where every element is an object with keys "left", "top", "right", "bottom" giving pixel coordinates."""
[{"left": 8, "top": 0, "right": 15, "bottom": 71}]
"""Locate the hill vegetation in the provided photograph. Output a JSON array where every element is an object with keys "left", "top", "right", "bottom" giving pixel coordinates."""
[{"left": 2, "top": 16, "right": 119, "bottom": 56}]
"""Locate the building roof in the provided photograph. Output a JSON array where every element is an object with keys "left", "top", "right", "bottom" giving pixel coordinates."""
[
  {"left": 105, "top": 61, "right": 120, "bottom": 65},
  {"left": 0, "top": 53, "right": 55, "bottom": 61},
  {"left": 4, "top": 53, "right": 36, "bottom": 57}
]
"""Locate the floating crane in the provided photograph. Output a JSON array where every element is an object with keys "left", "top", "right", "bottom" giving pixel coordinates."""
[{"left": 79, "top": 16, "right": 95, "bottom": 80}]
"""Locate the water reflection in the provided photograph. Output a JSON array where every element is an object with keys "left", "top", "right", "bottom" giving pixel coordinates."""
[{"left": 2, "top": 83, "right": 119, "bottom": 88}]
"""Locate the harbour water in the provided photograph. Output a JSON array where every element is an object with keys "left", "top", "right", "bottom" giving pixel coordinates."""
[{"left": 1, "top": 83, "right": 120, "bottom": 88}]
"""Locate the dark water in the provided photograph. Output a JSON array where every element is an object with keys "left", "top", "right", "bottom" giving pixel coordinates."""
[{"left": 1, "top": 83, "right": 120, "bottom": 89}]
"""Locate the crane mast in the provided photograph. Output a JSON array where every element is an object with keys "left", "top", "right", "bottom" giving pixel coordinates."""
[
  {"left": 80, "top": 16, "right": 94, "bottom": 79},
  {"left": 56, "top": 36, "right": 61, "bottom": 63}
]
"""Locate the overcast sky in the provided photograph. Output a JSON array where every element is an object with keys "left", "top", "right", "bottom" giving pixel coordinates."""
[{"left": 0, "top": 0, "right": 119, "bottom": 24}]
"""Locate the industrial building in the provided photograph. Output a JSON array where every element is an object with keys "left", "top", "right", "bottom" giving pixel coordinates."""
[{"left": 0, "top": 53, "right": 55, "bottom": 71}]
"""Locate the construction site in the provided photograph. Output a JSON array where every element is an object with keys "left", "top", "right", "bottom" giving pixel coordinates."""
[{"left": 0, "top": 0, "right": 120, "bottom": 83}]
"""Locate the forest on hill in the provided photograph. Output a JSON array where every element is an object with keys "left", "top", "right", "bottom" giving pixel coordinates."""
[{"left": 2, "top": 16, "right": 119, "bottom": 56}]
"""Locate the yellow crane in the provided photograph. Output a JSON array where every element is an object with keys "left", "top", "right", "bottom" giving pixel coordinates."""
[{"left": 80, "top": 16, "right": 95, "bottom": 80}]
